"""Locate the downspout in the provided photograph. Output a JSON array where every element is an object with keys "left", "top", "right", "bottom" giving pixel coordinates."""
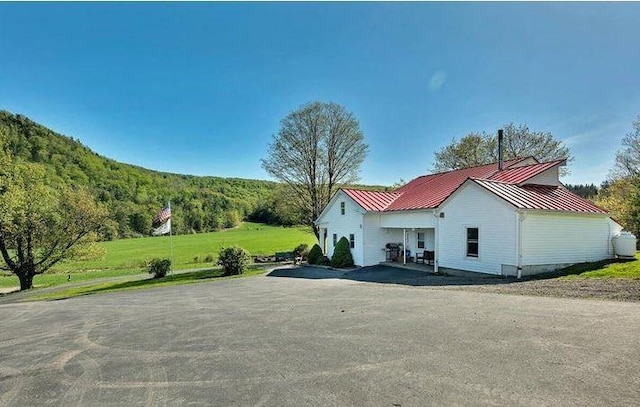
[{"left": 434, "top": 210, "right": 439, "bottom": 274}]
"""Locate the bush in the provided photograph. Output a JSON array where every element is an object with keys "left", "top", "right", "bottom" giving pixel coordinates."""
[
  {"left": 293, "top": 243, "right": 310, "bottom": 260},
  {"left": 307, "top": 244, "right": 323, "bottom": 264},
  {"left": 217, "top": 246, "right": 251, "bottom": 275},
  {"left": 318, "top": 256, "right": 331, "bottom": 266},
  {"left": 331, "top": 236, "right": 354, "bottom": 268},
  {"left": 204, "top": 254, "right": 214, "bottom": 262},
  {"left": 147, "top": 258, "right": 171, "bottom": 279}
]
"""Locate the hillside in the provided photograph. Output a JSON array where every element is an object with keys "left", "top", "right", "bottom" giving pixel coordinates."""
[{"left": 0, "top": 110, "right": 280, "bottom": 238}]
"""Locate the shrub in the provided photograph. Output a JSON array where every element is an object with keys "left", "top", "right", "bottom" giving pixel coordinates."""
[
  {"left": 218, "top": 246, "right": 251, "bottom": 275},
  {"left": 331, "top": 236, "right": 354, "bottom": 268},
  {"left": 293, "top": 243, "right": 310, "bottom": 260},
  {"left": 204, "top": 254, "right": 214, "bottom": 262},
  {"left": 307, "top": 244, "right": 323, "bottom": 264},
  {"left": 318, "top": 256, "right": 331, "bottom": 266},
  {"left": 147, "top": 258, "right": 171, "bottom": 279}
]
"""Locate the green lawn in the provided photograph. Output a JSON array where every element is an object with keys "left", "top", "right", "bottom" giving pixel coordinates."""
[
  {"left": 558, "top": 253, "right": 640, "bottom": 279},
  {"left": 28, "top": 267, "right": 266, "bottom": 301},
  {"left": 0, "top": 222, "right": 316, "bottom": 290}
]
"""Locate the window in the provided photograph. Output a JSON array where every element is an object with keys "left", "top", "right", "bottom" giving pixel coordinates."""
[
  {"left": 340, "top": 202, "right": 345, "bottom": 215},
  {"left": 349, "top": 234, "right": 355, "bottom": 248},
  {"left": 333, "top": 233, "right": 337, "bottom": 246},
  {"left": 466, "top": 227, "right": 479, "bottom": 257},
  {"left": 417, "top": 232, "right": 425, "bottom": 249}
]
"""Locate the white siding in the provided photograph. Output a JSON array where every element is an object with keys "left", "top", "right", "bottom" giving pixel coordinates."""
[
  {"left": 363, "top": 214, "right": 403, "bottom": 265},
  {"left": 439, "top": 182, "right": 517, "bottom": 275},
  {"left": 521, "top": 212, "right": 619, "bottom": 265},
  {"left": 316, "top": 191, "right": 365, "bottom": 266},
  {"left": 522, "top": 167, "right": 560, "bottom": 186},
  {"left": 379, "top": 211, "right": 436, "bottom": 228}
]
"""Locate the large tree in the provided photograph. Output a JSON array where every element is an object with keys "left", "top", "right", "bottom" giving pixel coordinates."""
[
  {"left": 262, "top": 102, "right": 368, "bottom": 236},
  {"left": 433, "top": 123, "right": 573, "bottom": 174},
  {"left": 0, "top": 137, "right": 108, "bottom": 290},
  {"left": 613, "top": 115, "right": 640, "bottom": 178}
]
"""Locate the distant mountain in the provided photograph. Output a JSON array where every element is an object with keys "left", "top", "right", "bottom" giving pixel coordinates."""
[{"left": 0, "top": 110, "right": 279, "bottom": 238}]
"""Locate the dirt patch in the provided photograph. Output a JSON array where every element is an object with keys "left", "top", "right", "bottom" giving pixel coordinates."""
[{"left": 454, "top": 278, "right": 640, "bottom": 302}]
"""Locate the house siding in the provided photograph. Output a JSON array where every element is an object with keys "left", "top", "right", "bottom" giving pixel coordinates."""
[
  {"left": 439, "top": 182, "right": 517, "bottom": 275},
  {"left": 522, "top": 167, "right": 560, "bottom": 186},
  {"left": 363, "top": 214, "right": 403, "bottom": 265},
  {"left": 316, "top": 191, "right": 365, "bottom": 266},
  {"left": 521, "top": 212, "right": 620, "bottom": 269},
  {"left": 379, "top": 210, "right": 436, "bottom": 228}
]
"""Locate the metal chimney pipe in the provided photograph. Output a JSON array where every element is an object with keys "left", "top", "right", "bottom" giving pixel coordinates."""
[{"left": 498, "top": 129, "right": 504, "bottom": 170}]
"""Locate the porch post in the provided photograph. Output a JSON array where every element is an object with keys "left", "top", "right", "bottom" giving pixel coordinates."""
[
  {"left": 403, "top": 228, "right": 407, "bottom": 265},
  {"left": 434, "top": 217, "right": 439, "bottom": 274}
]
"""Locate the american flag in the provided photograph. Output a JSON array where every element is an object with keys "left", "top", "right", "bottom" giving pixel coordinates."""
[{"left": 153, "top": 204, "right": 171, "bottom": 228}]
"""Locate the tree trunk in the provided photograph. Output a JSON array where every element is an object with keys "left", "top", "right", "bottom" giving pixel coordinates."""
[{"left": 18, "top": 272, "right": 34, "bottom": 291}]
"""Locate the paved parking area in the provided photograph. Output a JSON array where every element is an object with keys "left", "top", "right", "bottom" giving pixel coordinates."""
[{"left": 1, "top": 270, "right": 639, "bottom": 406}]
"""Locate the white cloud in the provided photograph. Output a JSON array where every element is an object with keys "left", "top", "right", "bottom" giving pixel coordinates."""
[{"left": 428, "top": 70, "right": 446, "bottom": 92}]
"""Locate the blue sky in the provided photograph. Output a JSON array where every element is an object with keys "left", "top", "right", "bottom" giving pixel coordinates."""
[{"left": 1, "top": 2, "right": 639, "bottom": 186}]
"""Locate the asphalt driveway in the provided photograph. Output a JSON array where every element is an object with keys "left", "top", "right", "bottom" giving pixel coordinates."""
[{"left": 1, "top": 270, "right": 639, "bottom": 406}]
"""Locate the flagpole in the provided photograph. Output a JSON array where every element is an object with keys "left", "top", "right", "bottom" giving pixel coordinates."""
[{"left": 168, "top": 201, "right": 173, "bottom": 275}]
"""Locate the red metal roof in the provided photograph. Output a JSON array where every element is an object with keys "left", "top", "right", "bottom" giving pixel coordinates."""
[
  {"left": 386, "top": 158, "right": 530, "bottom": 211},
  {"left": 488, "top": 159, "right": 565, "bottom": 184},
  {"left": 341, "top": 189, "right": 401, "bottom": 211},
  {"left": 472, "top": 179, "right": 608, "bottom": 214},
  {"left": 334, "top": 157, "right": 606, "bottom": 215}
]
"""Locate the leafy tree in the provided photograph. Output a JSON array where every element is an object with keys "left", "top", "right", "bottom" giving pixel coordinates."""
[
  {"left": 330, "top": 236, "right": 354, "bottom": 268},
  {"left": 595, "top": 178, "right": 640, "bottom": 237},
  {"left": 433, "top": 123, "right": 573, "bottom": 174},
  {"left": 0, "top": 144, "right": 108, "bottom": 290},
  {"left": 595, "top": 115, "right": 640, "bottom": 236},
  {"left": 217, "top": 246, "right": 251, "bottom": 275},
  {"left": 613, "top": 115, "right": 640, "bottom": 178},
  {"left": 262, "top": 102, "right": 368, "bottom": 237}
]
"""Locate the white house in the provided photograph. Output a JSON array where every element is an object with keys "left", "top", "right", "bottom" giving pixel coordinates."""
[{"left": 314, "top": 157, "right": 623, "bottom": 277}]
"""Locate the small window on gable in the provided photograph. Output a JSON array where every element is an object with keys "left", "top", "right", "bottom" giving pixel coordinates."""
[
  {"left": 466, "top": 227, "right": 479, "bottom": 258},
  {"left": 340, "top": 202, "right": 345, "bottom": 215},
  {"left": 417, "top": 232, "right": 425, "bottom": 249},
  {"left": 349, "top": 234, "right": 355, "bottom": 248},
  {"left": 333, "top": 233, "right": 337, "bottom": 246}
]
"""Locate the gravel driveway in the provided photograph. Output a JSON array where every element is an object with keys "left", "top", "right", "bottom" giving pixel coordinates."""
[{"left": 1, "top": 271, "right": 639, "bottom": 406}]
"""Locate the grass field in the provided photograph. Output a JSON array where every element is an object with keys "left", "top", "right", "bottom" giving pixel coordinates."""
[
  {"left": 0, "top": 222, "right": 315, "bottom": 290},
  {"left": 59, "top": 222, "right": 315, "bottom": 272},
  {"left": 28, "top": 267, "right": 266, "bottom": 301}
]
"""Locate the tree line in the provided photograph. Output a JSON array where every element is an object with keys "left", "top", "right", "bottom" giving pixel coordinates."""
[{"left": 0, "top": 111, "right": 302, "bottom": 239}]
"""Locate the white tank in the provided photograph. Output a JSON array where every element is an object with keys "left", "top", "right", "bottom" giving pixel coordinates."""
[{"left": 612, "top": 232, "right": 637, "bottom": 258}]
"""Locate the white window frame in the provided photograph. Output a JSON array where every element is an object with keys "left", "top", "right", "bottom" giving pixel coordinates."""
[
  {"left": 465, "top": 226, "right": 479, "bottom": 259},
  {"left": 417, "top": 232, "right": 425, "bottom": 249},
  {"left": 340, "top": 202, "right": 345, "bottom": 215},
  {"left": 349, "top": 233, "right": 355, "bottom": 249}
]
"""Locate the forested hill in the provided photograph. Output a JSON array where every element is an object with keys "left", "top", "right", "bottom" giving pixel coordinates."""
[{"left": 0, "top": 110, "right": 283, "bottom": 239}]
